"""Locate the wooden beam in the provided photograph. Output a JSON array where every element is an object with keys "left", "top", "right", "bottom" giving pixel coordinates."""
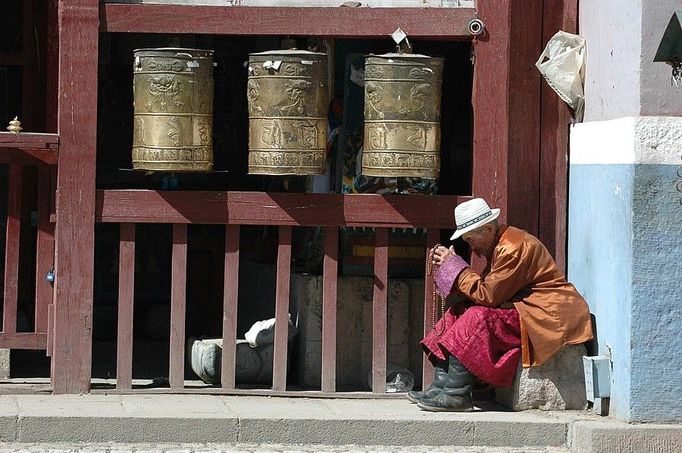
[
  {"left": 95, "top": 190, "right": 469, "bottom": 229},
  {"left": 47, "top": 304, "right": 54, "bottom": 357},
  {"left": 0, "top": 133, "right": 59, "bottom": 164},
  {"left": 272, "top": 226, "right": 292, "bottom": 392},
  {"left": 0, "top": 333, "right": 48, "bottom": 350},
  {"left": 99, "top": 387, "right": 406, "bottom": 398},
  {"left": 321, "top": 226, "right": 338, "bottom": 393},
  {"left": 34, "top": 165, "right": 55, "bottom": 333},
  {"left": 51, "top": 0, "right": 99, "bottom": 395},
  {"left": 169, "top": 224, "right": 188, "bottom": 390},
  {"left": 0, "top": 132, "right": 59, "bottom": 148},
  {"left": 472, "top": 0, "right": 543, "bottom": 268},
  {"left": 472, "top": 0, "right": 512, "bottom": 232},
  {"left": 221, "top": 225, "right": 240, "bottom": 390},
  {"left": 538, "top": 0, "right": 578, "bottom": 271},
  {"left": 116, "top": 223, "right": 136, "bottom": 390},
  {"left": 3, "top": 165, "right": 22, "bottom": 335},
  {"left": 507, "top": 0, "right": 543, "bottom": 237},
  {"left": 371, "top": 228, "right": 389, "bottom": 393},
  {"left": 0, "top": 149, "right": 58, "bottom": 166},
  {"left": 101, "top": 4, "right": 476, "bottom": 39}
]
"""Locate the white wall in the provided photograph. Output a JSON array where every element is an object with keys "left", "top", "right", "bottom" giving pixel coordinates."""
[
  {"left": 580, "top": 0, "right": 682, "bottom": 121},
  {"left": 579, "top": 0, "right": 643, "bottom": 121},
  {"left": 640, "top": 0, "right": 682, "bottom": 115}
]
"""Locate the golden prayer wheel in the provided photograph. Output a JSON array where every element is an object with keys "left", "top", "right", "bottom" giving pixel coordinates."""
[
  {"left": 132, "top": 48, "right": 214, "bottom": 172},
  {"left": 362, "top": 53, "right": 443, "bottom": 179},
  {"left": 247, "top": 50, "right": 328, "bottom": 175}
]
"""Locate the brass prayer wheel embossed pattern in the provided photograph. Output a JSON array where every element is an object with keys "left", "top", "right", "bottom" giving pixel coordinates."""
[
  {"left": 132, "top": 48, "right": 214, "bottom": 172},
  {"left": 362, "top": 53, "right": 443, "bottom": 179},
  {"left": 247, "top": 50, "right": 328, "bottom": 175}
]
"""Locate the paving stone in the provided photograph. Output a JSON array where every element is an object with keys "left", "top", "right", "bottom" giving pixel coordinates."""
[{"left": 0, "top": 444, "right": 570, "bottom": 453}]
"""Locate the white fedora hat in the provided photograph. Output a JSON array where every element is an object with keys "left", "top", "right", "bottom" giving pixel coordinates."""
[{"left": 450, "top": 198, "right": 501, "bottom": 240}]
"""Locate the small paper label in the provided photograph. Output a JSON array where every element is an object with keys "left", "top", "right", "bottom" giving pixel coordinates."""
[{"left": 391, "top": 27, "right": 408, "bottom": 44}]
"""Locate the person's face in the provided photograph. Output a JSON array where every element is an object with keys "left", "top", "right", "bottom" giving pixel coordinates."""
[{"left": 461, "top": 223, "right": 496, "bottom": 257}]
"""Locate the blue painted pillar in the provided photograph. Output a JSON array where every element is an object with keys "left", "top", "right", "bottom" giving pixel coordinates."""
[{"left": 568, "top": 117, "right": 682, "bottom": 422}]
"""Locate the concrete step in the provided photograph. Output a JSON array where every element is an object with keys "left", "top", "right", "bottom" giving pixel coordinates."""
[
  {"left": 0, "top": 394, "right": 568, "bottom": 447},
  {"left": 0, "top": 392, "right": 680, "bottom": 452},
  {"left": 0, "top": 443, "right": 570, "bottom": 453}
]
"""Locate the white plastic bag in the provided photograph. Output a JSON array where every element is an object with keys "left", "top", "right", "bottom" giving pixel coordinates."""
[
  {"left": 244, "top": 315, "right": 298, "bottom": 348},
  {"left": 536, "top": 30, "right": 586, "bottom": 119}
]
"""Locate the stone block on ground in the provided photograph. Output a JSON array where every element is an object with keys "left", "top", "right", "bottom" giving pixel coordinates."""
[
  {"left": 495, "top": 344, "right": 588, "bottom": 410},
  {"left": 0, "top": 349, "right": 9, "bottom": 379},
  {"left": 189, "top": 338, "right": 275, "bottom": 385}
]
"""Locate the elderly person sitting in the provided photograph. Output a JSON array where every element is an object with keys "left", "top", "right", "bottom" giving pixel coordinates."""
[{"left": 409, "top": 198, "right": 593, "bottom": 412}]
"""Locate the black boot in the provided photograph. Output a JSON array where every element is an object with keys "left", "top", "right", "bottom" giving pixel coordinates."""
[
  {"left": 417, "top": 355, "right": 475, "bottom": 412},
  {"left": 406, "top": 360, "right": 447, "bottom": 403}
]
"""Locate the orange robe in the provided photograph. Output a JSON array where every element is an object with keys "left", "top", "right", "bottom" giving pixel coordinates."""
[{"left": 455, "top": 225, "right": 593, "bottom": 367}]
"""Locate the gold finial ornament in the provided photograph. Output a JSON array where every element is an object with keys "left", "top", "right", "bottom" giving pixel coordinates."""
[{"left": 7, "top": 116, "right": 22, "bottom": 134}]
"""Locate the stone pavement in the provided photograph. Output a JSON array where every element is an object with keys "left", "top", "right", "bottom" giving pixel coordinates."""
[
  {"left": 0, "top": 389, "right": 681, "bottom": 452},
  {"left": 0, "top": 443, "right": 571, "bottom": 453}
]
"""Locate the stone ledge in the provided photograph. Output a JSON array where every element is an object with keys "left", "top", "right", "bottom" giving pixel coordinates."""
[
  {"left": 495, "top": 344, "right": 588, "bottom": 411},
  {"left": 570, "top": 420, "right": 682, "bottom": 453}
]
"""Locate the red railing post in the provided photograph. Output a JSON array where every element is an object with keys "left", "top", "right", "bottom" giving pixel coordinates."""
[
  {"left": 222, "top": 224, "right": 240, "bottom": 389},
  {"left": 52, "top": 0, "right": 99, "bottom": 395},
  {"left": 169, "top": 224, "right": 188, "bottom": 389},
  {"left": 116, "top": 223, "right": 136, "bottom": 390},
  {"left": 321, "top": 226, "right": 338, "bottom": 393},
  {"left": 272, "top": 226, "right": 292, "bottom": 391},
  {"left": 2, "top": 165, "right": 22, "bottom": 335},
  {"left": 34, "top": 165, "right": 54, "bottom": 333},
  {"left": 371, "top": 228, "right": 389, "bottom": 393}
]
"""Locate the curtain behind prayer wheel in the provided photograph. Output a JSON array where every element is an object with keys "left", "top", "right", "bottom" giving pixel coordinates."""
[
  {"left": 247, "top": 50, "right": 328, "bottom": 175},
  {"left": 362, "top": 53, "right": 443, "bottom": 179},
  {"left": 132, "top": 48, "right": 214, "bottom": 172}
]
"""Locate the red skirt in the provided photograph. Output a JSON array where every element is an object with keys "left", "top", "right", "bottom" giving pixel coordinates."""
[{"left": 420, "top": 305, "right": 521, "bottom": 388}]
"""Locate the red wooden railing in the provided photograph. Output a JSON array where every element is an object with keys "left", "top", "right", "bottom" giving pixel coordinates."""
[
  {"left": 96, "top": 190, "right": 469, "bottom": 394},
  {"left": 1, "top": 138, "right": 469, "bottom": 395},
  {"left": 0, "top": 132, "right": 58, "bottom": 353}
]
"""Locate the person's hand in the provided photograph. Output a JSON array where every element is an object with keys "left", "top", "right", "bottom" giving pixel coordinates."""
[{"left": 432, "top": 245, "right": 457, "bottom": 266}]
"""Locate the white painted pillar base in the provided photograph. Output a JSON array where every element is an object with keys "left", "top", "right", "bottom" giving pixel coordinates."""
[{"left": 568, "top": 116, "right": 682, "bottom": 422}]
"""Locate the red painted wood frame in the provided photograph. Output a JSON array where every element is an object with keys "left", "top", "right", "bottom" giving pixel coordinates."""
[
  {"left": 100, "top": 4, "right": 476, "bottom": 39},
  {"left": 47, "top": 1, "right": 575, "bottom": 393},
  {"left": 0, "top": 135, "right": 57, "bottom": 351},
  {"left": 539, "top": 0, "right": 578, "bottom": 273},
  {"left": 0, "top": 3, "right": 60, "bottom": 372},
  {"left": 471, "top": 1, "right": 575, "bottom": 271},
  {"left": 51, "top": 0, "right": 99, "bottom": 394},
  {"left": 0, "top": 133, "right": 59, "bottom": 166}
]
